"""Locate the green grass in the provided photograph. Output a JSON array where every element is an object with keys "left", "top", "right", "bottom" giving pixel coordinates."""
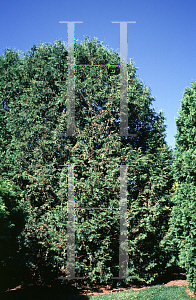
[{"left": 84, "top": 285, "right": 193, "bottom": 300}]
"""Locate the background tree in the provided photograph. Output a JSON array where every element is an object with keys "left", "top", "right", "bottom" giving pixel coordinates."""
[
  {"left": 162, "top": 82, "right": 196, "bottom": 295},
  {"left": 0, "top": 37, "right": 174, "bottom": 289}
]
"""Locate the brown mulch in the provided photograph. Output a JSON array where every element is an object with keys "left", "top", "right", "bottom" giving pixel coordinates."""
[
  {"left": 72, "top": 269, "right": 189, "bottom": 297},
  {"left": 60, "top": 278, "right": 189, "bottom": 297}
]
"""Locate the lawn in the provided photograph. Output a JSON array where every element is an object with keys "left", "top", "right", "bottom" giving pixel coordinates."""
[{"left": 85, "top": 285, "right": 195, "bottom": 300}]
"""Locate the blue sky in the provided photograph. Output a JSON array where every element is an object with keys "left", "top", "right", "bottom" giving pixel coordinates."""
[{"left": 1, "top": 0, "right": 196, "bottom": 151}]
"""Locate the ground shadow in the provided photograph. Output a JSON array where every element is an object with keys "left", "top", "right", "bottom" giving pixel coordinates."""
[
  {"left": 151, "top": 266, "right": 186, "bottom": 286},
  {"left": 0, "top": 280, "right": 91, "bottom": 300}
]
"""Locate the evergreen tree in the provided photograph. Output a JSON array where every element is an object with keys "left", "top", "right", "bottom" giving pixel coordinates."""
[
  {"left": 162, "top": 82, "right": 196, "bottom": 295},
  {"left": 0, "top": 37, "right": 174, "bottom": 288},
  {"left": 0, "top": 49, "right": 20, "bottom": 176}
]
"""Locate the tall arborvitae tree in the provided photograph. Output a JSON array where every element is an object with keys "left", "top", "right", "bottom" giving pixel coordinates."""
[
  {"left": 0, "top": 37, "right": 174, "bottom": 288},
  {"left": 57, "top": 38, "right": 174, "bottom": 285},
  {"left": 162, "top": 82, "right": 196, "bottom": 295}
]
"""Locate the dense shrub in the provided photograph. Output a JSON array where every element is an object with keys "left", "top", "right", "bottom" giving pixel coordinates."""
[{"left": 0, "top": 37, "right": 174, "bottom": 288}]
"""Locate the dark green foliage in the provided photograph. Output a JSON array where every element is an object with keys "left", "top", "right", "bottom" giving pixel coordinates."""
[
  {"left": 0, "top": 37, "right": 174, "bottom": 289},
  {"left": 162, "top": 82, "right": 196, "bottom": 295},
  {"left": 0, "top": 177, "right": 28, "bottom": 291}
]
